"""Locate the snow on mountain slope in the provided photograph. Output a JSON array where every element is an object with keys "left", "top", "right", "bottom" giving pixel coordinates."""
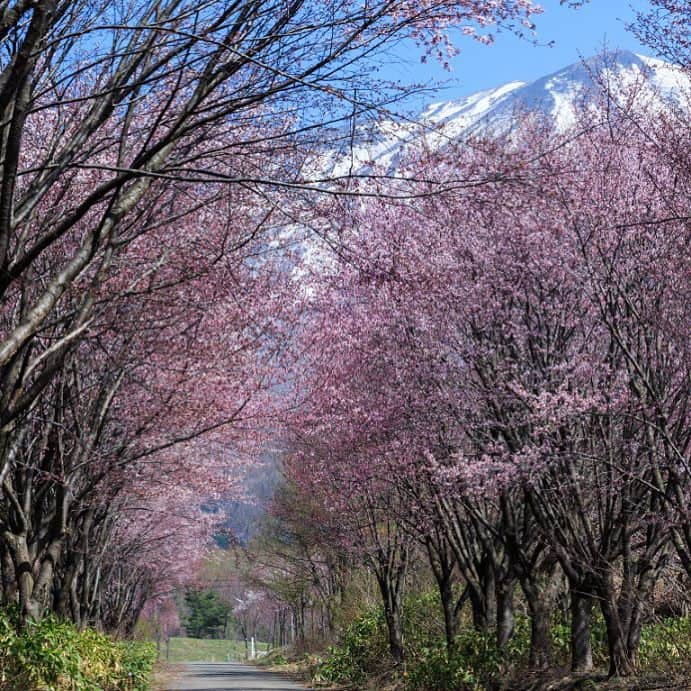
[
  {"left": 470, "top": 50, "right": 687, "bottom": 134},
  {"left": 328, "top": 51, "right": 688, "bottom": 175}
]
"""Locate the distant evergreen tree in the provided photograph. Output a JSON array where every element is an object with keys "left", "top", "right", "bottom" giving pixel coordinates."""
[{"left": 183, "top": 590, "right": 232, "bottom": 639}]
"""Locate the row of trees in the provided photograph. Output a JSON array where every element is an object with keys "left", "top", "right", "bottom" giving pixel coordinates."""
[
  {"left": 0, "top": 0, "right": 545, "bottom": 633},
  {"left": 278, "top": 41, "right": 691, "bottom": 679}
]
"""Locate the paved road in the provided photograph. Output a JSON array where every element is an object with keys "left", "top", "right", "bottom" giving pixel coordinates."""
[{"left": 164, "top": 662, "right": 311, "bottom": 690}]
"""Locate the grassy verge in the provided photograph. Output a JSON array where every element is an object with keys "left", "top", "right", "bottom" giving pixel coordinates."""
[{"left": 163, "top": 636, "right": 269, "bottom": 663}]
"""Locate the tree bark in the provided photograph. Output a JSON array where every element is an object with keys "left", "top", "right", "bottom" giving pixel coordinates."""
[
  {"left": 530, "top": 601, "right": 553, "bottom": 671},
  {"left": 1, "top": 542, "right": 16, "bottom": 604},
  {"left": 426, "top": 537, "right": 465, "bottom": 653},
  {"left": 521, "top": 566, "right": 561, "bottom": 671},
  {"left": 469, "top": 557, "right": 497, "bottom": 632},
  {"left": 496, "top": 578, "right": 516, "bottom": 649},
  {"left": 384, "top": 605, "right": 405, "bottom": 663},
  {"left": 438, "top": 571, "right": 459, "bottom": 652},
  {"left": 377, "top": 572, "right": 405, "bottom": 662},
  {"left": 598, "top": 579, "right": 635, "bottom": 677},
  {"left": 570, "top": 585, "right": 594, "bottom": 673}
]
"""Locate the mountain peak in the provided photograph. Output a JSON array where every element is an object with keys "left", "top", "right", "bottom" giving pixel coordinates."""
[
  {"left": 454, "top": 49, "right": 687, "bottom": 136},
  {"left": 328, "top": 52, "right": 687, "bottom": 175}
]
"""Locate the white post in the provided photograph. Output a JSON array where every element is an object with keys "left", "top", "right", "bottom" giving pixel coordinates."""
[{"left": 251, "top": 636, "right": 255, "bottom": 660}]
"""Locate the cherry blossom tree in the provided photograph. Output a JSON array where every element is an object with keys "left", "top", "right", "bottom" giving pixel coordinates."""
[
  {"left": 0, "top": 0, "right": 544, "bottom": 436},
  {"left": 0, "top": 0, "right": 553, "bottom": 631},
  {"left": 0, "top": 145, "right": 294, "bottom": 625},
  {"left": 284, "top": 88, "right": 691, "bottom": 677},
  {"left": 631, "top": 1, "right": 691, "bottom": 69}
]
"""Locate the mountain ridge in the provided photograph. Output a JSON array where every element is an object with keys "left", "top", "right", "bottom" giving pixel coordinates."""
[{"left": 329, "top": 50, "right": 688, "bottom": 174}]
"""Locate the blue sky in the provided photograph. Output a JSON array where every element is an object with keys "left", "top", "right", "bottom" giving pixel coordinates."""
[{"left": 380, "top": 1, "right": 655, "bottom": 103}]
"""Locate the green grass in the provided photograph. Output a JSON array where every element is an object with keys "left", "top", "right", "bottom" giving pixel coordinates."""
[{"left": 164, "top": 637, "right": 269, "bottom": 663}]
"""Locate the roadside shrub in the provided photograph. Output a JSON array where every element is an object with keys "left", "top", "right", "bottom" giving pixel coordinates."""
[
  {"left": 551, "top": 609, "right": 608, "bottom": 669},
  {"left": 257, "top": 649, "right": 288, "bottom": 666},
  {"left": 0, "top": 608, "right": 156, "bottom": 691},
  {"left": 638, "top": 616, "right": 691, "bottom": 673},
  {"left": 117, "top": 639, "right": 158, "bottom": 690},
  {"left": 313, "top": 595, "right": 691, "bottom": 689},
  {"left": 406, "top": 629, "right": 502, "bottom": 691},
  {"left": 403, "top": 590, "right": 445, "bottom": 650},
  {"left": 313, "top": 608, "right": 388, "bottom": 685}
]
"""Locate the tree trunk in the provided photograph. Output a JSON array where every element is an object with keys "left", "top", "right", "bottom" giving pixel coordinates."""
[
  {"left": 377, "top": 573, "right": 405, "bottom": 662},
  {"left": 469, "top": 558, "right": 497, "bottom": 632},
  {"left": 620, "top": 557, "right": 659, "bottom": 671},
  {"left": 521, "top": 562, "right": 562, "bottom": 671},
  {"left": 570, "top": 586, "right": 593, "bottom": 673},
  {"left": 384, "top": 606, "right": 405, "bottom": 663},
  {"left": 440, "top": 580, "right": 469, "bottom": 654},
  {"left": 438, "top": 573, "right": 458, "bottom": 652},
  {"left": 626, "top": 606, "right": 645, "bottom": 670},
  {"left": 1, "top": 543, "right": 16, "bottom": 604},
  {"left": 523, "top": 584, "right": 553, "bottom": 668},
  {"left": 10, "top": 535, "right": 42, "bottom": 627},
  {"left": 496, "top": 578, "right": 516, "bottom": 649},
  {"left": 599, "top": 583, "right": 634, "bottom": 677},
  {"left": 426, "top": 537, "right": 465, "bottom": 653},
  {"left": 530, "top": 602, "right": 553, "bottom": 671}
]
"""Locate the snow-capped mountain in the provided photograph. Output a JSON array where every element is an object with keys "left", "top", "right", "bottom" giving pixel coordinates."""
[{"left": 330, "top": 51, "right": 688, "bottom": 174}]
